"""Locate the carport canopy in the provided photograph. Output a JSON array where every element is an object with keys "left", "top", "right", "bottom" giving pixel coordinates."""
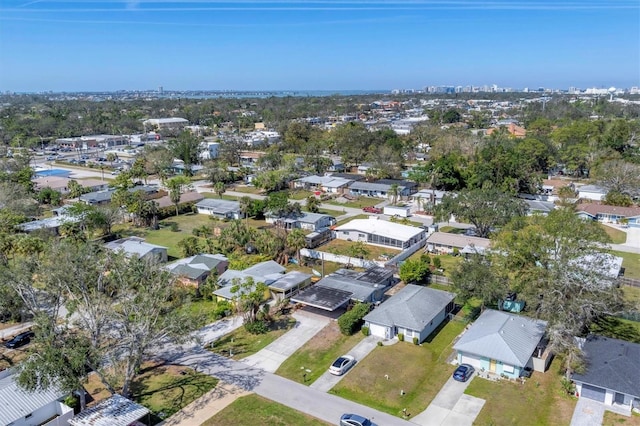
[{"left": 291, "top": 285, "right": 353, "bottom": 311}]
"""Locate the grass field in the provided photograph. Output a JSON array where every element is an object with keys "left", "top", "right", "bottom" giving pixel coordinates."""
[
  {"left": 131, "top": 362, "right": 219, "bottom": 424},
  {"left": 600, "top": 224, "right": 627, "bottom": 244},
  {"left": 208, "top": 316, "right": 296, "bottom": 360},
  {"left": 320, "top": 238, "right": 399, "bottom": 261},
  {"left": 276, "top": 322, "right": 364, "bottom": 385},
  {"left": 465, "top": 357, "right": 576, "bottom": 426},
  {"left": 331, "top": 319, "right": 466, "bottom": 418},
  {"left": 406, "top": 251, "right": 463, "bottom": 277},
  {"left": 610, "top": 250, "right": 640, "bottom": 279},
  {"left": 326, "top": 197, "right": 381, "bottom": 209},
  {"left": 590, "top": 315, "right": 640, "bottom": 344},
  {"left": 603, "top": 410, "right": 640, "bottom": 425},
  {"left": 622, "top": 285, "right": 640, "bottom": 308},
  {"left": 203, "top": 394, "right": 329, "bottom": 425}
]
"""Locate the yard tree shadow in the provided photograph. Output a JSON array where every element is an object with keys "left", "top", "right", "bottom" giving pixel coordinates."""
[{"left": 590, "top": 316, "right": 640, "bottom": 343}]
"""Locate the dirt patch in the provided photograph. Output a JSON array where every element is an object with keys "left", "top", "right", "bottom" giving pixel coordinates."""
[{"left": 303, "top": 322, "right": 342, "bottom": 352}]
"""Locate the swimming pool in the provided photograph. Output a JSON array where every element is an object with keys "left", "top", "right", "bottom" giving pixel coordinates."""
[{"left": 34, "top": 169, "right": 72, "bottom": 177}]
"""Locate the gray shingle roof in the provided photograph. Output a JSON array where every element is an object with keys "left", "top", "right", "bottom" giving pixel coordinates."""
[
  {"left": 195, "top": 198, "right": 240, "bottom": 214},
  {"left": 572, "top": 335, "right": 640, "bottom": 398},
  {"left": 349, "top": 181, "right": 406, "bottom": 192},
  {"left": 363, "top": 284, "right": 455, "bottom": 331},
  {"left": 453, "top": 309, "right": 547, "bottom": 367}
]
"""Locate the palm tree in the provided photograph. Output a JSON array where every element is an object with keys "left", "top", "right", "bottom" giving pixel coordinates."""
[
  {"left": 239, "top": 196, "right": 252, "bottom": 222},
  {"left": 306, "top": 195, "right": 321, "bottom": 213},
  {"left": 286, "top": 229, "right": 307, "bottom": 264},
  {"left": 390, "top": 183, "right": 399, "bottom": 205},
  {"left": 346, "top": 241, "right": 369, "bottom": 268},
  {"left": 214, "top": 181, "right": 226, "bottom": 199},
  {"left": 167, "top": 176, "right": 189, "bottom": 216}
]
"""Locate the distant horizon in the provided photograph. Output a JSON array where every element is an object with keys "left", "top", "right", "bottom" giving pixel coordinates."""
[{"left": 1, "top": 1, "right": 638, "bottom": 92}]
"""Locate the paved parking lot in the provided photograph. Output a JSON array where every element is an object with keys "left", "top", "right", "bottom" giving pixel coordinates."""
[{"left": 411, "top": 375, "right": 485, "bottom": 426}]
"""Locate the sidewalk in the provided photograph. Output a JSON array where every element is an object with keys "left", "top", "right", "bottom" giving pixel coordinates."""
[
  {"left": 310, "top": 335, "right": 382, "bottom": 392},
  {"left": 240, "top": 312, "right": 329, "bottom": 372},
  {"left": 160, "top": 381, "right": 250, "bottom": 426}
]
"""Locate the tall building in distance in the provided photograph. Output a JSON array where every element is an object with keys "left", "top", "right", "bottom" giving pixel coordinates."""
[{"left": 158, "top": 86, "right": 164, "bottom": 95}]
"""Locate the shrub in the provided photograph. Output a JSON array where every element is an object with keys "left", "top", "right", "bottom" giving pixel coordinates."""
[
  {"left": 244, "top": 320, "right": 269, "bottom": 335},
  {"left": 361, "top": 326, "right": 370, "bottom": 336},
  {"left": 398, "top": 333, "right": 405, "bottom": 342},
  {"left": 432, "top": 257, "right": 442, "bottom": 269},
  {"left": 561, "top": 378, "right": 575, "bottom": 395},
  {"left": 377, "top": 341, "right": 383, "bottom": 346},
  {"left": 337, "top": 303, "right": 371, "bottom": 336},
  {"left": 213, "top": 300, "right": 232, "bottom": 319},
  {"left": 413, "top": 336, "right": 419, "bottom": 345},
  {"left": 169, "top": 222, "right": 179, "bottom": 232}
]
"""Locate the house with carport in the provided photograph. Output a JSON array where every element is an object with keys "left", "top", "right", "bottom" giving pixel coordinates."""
[
  {"left": 572, "top": 335, "right": 640, "bottom": 413},
  {"left": 363, "top": 284, "right": 455, "bottom": 342},
  {"left": 576, "top": 203, "right": 640, "bottom": 227},
  {"left": 195, "top": 198, "right": 243, "bottom": 220},
  {"left": 214, "top": 260, "right": 286, "bottom": 301},
  {"left": 453, "top": 309, "right": 549, "bottom": 379},
  {"left": 165, "top": 253, "right": 229, "bottom": 287}
]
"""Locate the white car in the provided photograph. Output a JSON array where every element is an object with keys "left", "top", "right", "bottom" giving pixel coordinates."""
[{"left": 329, "top": 355, "right": 356, "bottom": 376}]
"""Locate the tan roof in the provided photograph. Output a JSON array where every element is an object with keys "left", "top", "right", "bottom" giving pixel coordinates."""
[
  {"left": 156, "top": 191, "right": 204, "bottom": 209},
  {"left": 577, "top": 203, "right": 640, "bottom": 218},
  {"left": 77, "top": 178, "right": 109, "bottom": 189},
  {"left": 426, "top": 232, "right": 491, "bottom": 249},
  {"left": 33, "top": 176, "right": 69, "bottom": 190}
]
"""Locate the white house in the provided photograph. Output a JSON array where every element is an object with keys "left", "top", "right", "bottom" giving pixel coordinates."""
[
  {"left": 572, "top": 335, "right": 640, "bottom": 413},
  {"left": 383, "top": 205, "right": 411, "bottom": 217},
  {"left": 577, "top": 184, "right": 607, "bottom": 201},
  {"left": 453, "top": 309, "right": 549, "bottom": 379},
  {"left": 363, "top": 285, "right": 455, "bottom": 342},
  {"left": 195, "top": 198, "right": 243, "bottom": 220},
  {"left": 334, "top": 216, "right": 426, "bottom": 250},
  {"left": 0, "top": 370, "right": 74, "bottom": 426},
  {"left": 426, "top": 232, "right": 491, "bottom": 255},
  {"left": 104, "top": 237, "right": 168, "bottom": 263},
  {"left": 266, "top": 211, "right": 336, "bottom": 231}
]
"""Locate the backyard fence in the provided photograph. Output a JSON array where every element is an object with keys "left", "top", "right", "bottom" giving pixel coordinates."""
[
  {"left": 620, "top": 277, "right": 640, "bottom": 288},
  {"left": 384, "top": 237, "right": 427, "bottom": 267},
  {"left": 299, "top": 248, "right": 385, "bottom": 269},
  {"left": 428, "top": 274, "right": 452, "bottom": 285}
]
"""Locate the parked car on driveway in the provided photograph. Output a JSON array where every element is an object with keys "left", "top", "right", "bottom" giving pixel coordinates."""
[
  {"left": 5, "top": 331, "right": 35, "bottom": 349},
  {"left": 362, "top": 206, "right": 382, "bottom": 214},
  {"left": 453, "top": 363, "right": 475, "bottom": 382},
  {"left": 329, "top": 355, "right": 356, "bottom": 376},
  {"left": 340, "top": 413, "right": 377, "bottom": 426}
]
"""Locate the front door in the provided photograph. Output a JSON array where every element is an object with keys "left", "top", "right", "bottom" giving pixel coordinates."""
[{"left": 489, "top": 359, "right": 497, "bottom": 373}]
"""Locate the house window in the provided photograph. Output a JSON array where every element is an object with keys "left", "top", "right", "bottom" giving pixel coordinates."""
[{"left": 503, "top": 365, "right": 515, "bottom": 374}]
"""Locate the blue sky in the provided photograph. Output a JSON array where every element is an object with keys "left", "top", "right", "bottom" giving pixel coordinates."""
[{"left": 0, "top": 1, "right": 638, "bottom": 92}]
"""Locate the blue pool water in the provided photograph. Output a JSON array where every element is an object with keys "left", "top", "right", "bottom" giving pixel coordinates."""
[{"left": 35, "top": 169, "right": 72, "bottom": 177}]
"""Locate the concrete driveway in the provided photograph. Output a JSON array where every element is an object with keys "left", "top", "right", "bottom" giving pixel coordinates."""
[
  {"left": 570, "top": 398, "right": 605, "bottom": 426},
  {"left": 411, "top": 375, "right": 485, "bottom": 426},
  {"left": 310, "top": 335, "right": 382, "bottom": 392},
  {"left": 241, "top": 312, "right": 329, "bottom": 372}
]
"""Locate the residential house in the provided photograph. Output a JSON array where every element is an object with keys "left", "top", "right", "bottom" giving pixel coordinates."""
[
  {"left": 0, "top": 370, "right": 74, "bottom": 426},
  {"left": 293, "top": 175, "right": 353, "bottom": 194},
  {"left": 327, "top": 158, "right": 345, "bottom": 173},
  {"left": 79, "top": 185, "right": 160, "bottom": 206},
  {"left": 32, "top": 176, "right": 109, "bottom": 194},
  {"left": 291, "top": 266, "right": 394, "bottom": 310},
  {"left": 577, "top": 184, "right": 608, "bottom": 201},
  {"left": 348, "top": 181, "right": 414, "bottom": 199},
  {"left": 213, "top": 260, "right": 286, "bottom": 301},
  {"left": 69, "top": 394, "right": 150, "bottom": 426},
  {"left": 165, "top": 253, "right": 229, "bottom": 287},
  {"left": 268, "top": 271, "right": 313, "bottom": 301},
  {"left": 426, "top": 232, "right": 491, "bottom": 255},
  {"left": 453, "top": 309, "right": 549, "bottom": 379},
  {"left": 363, "top": 284, "right": 455, "bottom": 342},
  {"left": 142, "top": 117, "right": 189, "bottom": 132},
  {"left": 104, "top": 237, "right": 168, "bottom": 263},
  {"left": 576, "top": 203, "right": 640, "bottom": 227},
  {"left": 195, "top": 198, "right": 243, "bottom": 220},
  {"left": 238, "top": 151, "right": 266, "bottom": 166},
  {"left": 266, "top": 211, "right": 336, "bottom": 231},
  {"left": 168, "top": 161, "right": 205, "bottom": 176},
  {"left": 572, "top": 335, "right": 640, "bottom": 412},
  {"left": 335, "top": 216, "right": 426, "bottom": 250},
  {"left": 524, "top": 199, "right": 556, "bottom": 216},
  {"left": 411, "top": 189, "right": 448, "bottom": 208},
  {"left": 16, "top": 205, "right": 80, "bottom": 234}
]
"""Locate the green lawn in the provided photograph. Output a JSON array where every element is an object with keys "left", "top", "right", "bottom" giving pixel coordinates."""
[
  {"left": 600, "top": 224, "right": 627, "bottom": 244},
  {"left": 231, "top": 185, "right": 263, "bottom": 195},
  {"left": 288, "top": 189, "right": 315, "bottom": 200},
  {"left": 286, "top": 259, "right": 344, "bottom": 277},
  {"left": 306, "top": 207, "right": 343, "bottom": 217},
  {"left": 611, "top": 250, "right": 640, "bottom": 279},
  {"left": 336, "top": 214, "right": 369, "bottom": 226},
  {"left": 201, "top": 193, "right": 240, "bottom": 201},
  {"left": 622, "top": 285, "right": 640, "bottom": 308},
  {"left": 590, "top": 315, "right": 640, "bottom": 344},
  {"left": 276, "top": 322, "right": 365, "bottom": 385},
  {"left": 438, "top": 226, "right": 467, "bottom": 234},
  {"left": 465, "top": 357, "right": 576, "bottom": 426},
  {"left": 203, "top": 394, "right": 329, "bottom": 426},
  {"left": 319, "top": 238, "right": 399, "bottom": 261},
  {"left": 603, "top": 410, "right": 640, "bottom": 425},
  {"left": 208, "top": 316, "right": 296, "bottom": 359},
  {"left": 326, "top": 197, "right": 381, "bottom": 209},
  {"left": 179, "top": 297, "right": 225, "bottom": 325},
  {"left": 131, "top": 363, "right": 219, "bottom": 424},
  {"left": 406, "top": 251, "right": 463, "bottom": 277},
  {"left": 331, "top": 319, "right": 466, "bottom": 418}
]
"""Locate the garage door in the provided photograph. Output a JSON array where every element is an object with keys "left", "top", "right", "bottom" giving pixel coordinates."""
[
  {"left": 581, "top": 384, "right": 606, "bottom": 402},
  {"left": 368, "top": 323, "right": 390, "bottom": 339},
  {"left": 460, "top": 354, "right": 482, "bottom": 370}
]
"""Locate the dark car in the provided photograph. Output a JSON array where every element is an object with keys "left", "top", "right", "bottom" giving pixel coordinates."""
[
  {"left": 340, "top": 413, "right": 377, "bottom": 426},
  {"left": 453, "top": 363, "right": 475, "bottom": 382},
  {"left": 5, "top": 331, "right": 35, "bottom": 349}
]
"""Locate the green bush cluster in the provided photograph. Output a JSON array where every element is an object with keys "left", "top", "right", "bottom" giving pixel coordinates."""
[
  {"left": 398, "top": 333, "right": 405, "bottom": 342},
  {"left": 244, "top": 320, "right": 269, "bottom": 335},
  {"left": 338, "top": 303, "right": 371, "bottom": 336},
  {"left": 361, "top": 326, "right": 370, "bottom": 336}
]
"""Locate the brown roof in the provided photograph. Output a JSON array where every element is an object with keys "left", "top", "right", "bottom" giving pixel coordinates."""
[
  {"left": 33, "top": 176, "right": 69, "bottom": 190},
  {"left": 155, "top": 191, "right": 204, "bottom": 209},
  {"left": 577, "top": 203, "right": 640, "bottom": 218}
]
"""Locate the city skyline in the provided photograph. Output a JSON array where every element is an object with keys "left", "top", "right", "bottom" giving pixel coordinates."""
[{"left": 0, "top": 0, "right": 639, "bottom": 92}]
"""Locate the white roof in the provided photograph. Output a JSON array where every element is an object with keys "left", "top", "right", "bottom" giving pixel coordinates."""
[
  {"left": 70, "top": 394, "right": 149, "bottom": 426},
  {"left": 104, "top": 237, "right": 167, "bottom": 258},
  {"left": 0, "top": 372, "right": 67, "bottom": 425},
  {"left": 335, "top": 217, "right": 424, "bottom": 242},
  {"left": 143, "top": 117, "right": 188, "bottom": 125}
]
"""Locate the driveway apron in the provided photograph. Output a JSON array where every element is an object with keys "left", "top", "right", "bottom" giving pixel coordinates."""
[
  {"left": 412, "top": 375, "right": 485, "bottom": 426},
  {"left": 570, "top": 398, "right": 605, "bottom": 426}
]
